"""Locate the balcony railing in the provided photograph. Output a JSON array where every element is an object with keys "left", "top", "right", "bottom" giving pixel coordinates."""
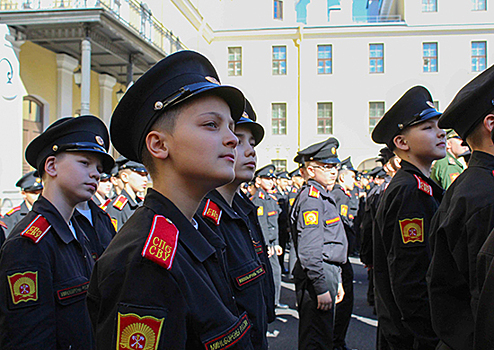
[
  {"left": 0, "top": 0, "right": 186, "bottom": 54},
  {"left": 353, "top": 15, "right": 403, "bottom": 23}
]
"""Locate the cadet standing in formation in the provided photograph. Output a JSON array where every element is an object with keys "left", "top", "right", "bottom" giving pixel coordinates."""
[{"left": 91, "top": 172, "right": 112, "bottom": 209}]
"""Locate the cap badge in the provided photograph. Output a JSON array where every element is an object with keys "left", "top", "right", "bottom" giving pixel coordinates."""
[
  {"left": 398, "top": 124, "right": 404, "bottom": 130},
  {"left": 205, "top": 76, "right": 220, "bottom": 85},
  {"left": 491, "top": 99, "right": 494, "bottom": 106},
  {"left": 331, "top": 147, "right": 336, "bottom": 155},
  {"left": 154, "top": 101, "right": 164, "bottom": 111},
  {"left": 426, "top": 101, "right": 435, "bottom": 109},
  {"left": 242, "top": 111, "right": 249, "bottom": 118},
  {"left": 35, "top": 178, "right": 41, "bottom": 183},
  {"left": 95, "top": 135, "right": 105, "bottom": 147},
  {"left": 52, "top": 145, "right": 58, "bottom": 152}
]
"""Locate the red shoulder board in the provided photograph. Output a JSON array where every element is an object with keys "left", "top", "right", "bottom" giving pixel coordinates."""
[
  {"left": 142, "top": 215, "right": 179, "bottom": 270},
  {"left": 6, "top": 206, "right": 20, "bottom": 216},
  {"left": 309, "top": 186, "right": 320, "bottom": 198},
  {"left": 20, "top": 214, "right": 51, "bottom": 244},
  {"left": 100, "top": 198, "right": 111, "bottom": 211},
  {"left": 202, "top": 199, "right": 222, "bottom": 226},
  {"left": 113, "top": 195, "right": 128, "bottom": 211},
  {"left": 413, "top": 174, "right": 433, "bottom": 196},
  {"left": 259, "top": 191, "right": 265, "bottom": 199},
  {"left": 0, "top": 220, "right": 7, "bottom": 229}
]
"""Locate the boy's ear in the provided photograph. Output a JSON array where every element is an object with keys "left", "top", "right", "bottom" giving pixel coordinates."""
[
  {"left": 393, "top": 135, "right": 410, "bottom": 152},
  {"left": 306, "top": 165, "right": 316, "bottom": 178},
  {"left": 483, "top": 114, "right": 494, "bottom": 133},
  {"left": 120, "top": 170, "right": 130, "bottom": 183},
  {"left": 146, "top": 131, "right": 169, "bottom": 161},
  {"left": 44, "top": 156, "right": 58, "bottom": 177}
]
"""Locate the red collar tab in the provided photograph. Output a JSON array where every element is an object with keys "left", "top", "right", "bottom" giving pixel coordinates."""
[
  {"left": 309, "top": 185, "right": 320, "bottom": 198},
  {"left": 113, "top": 195, "right": 128, "bottom": 211},
  {"left": 414, "top": 174, "right": 433, "bottom": 196},
  {"left": 259, "top": 191, "right": 265, "bottom": 199},
  {"left": 100, "top": 198, "right": 112, "bottom": 211},
  {"left": 202, "top": 199, "right": 222, "bottom": 226},
  {"left": 21, "top": 214, "right": 51, "bottom": 244},
  {"left": 142, "top": 215, "right": 179, "bottom": 270},
  {"left": 6, "top": 206, "right": 20, "bottom": 216}
]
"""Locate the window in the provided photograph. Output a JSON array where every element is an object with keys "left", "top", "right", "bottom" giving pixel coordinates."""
[
  {"left": 423, "top": 43, "right": 438, "bottom": 72},
  {"left": 228, "top": 47, "right": 242, "bottom": 76},
  {"left": 369, "top": 102, "right": 385, "bottom": 133},
  {"left": 272, "top": 46, "right": 287, "bottom": 75},
  {"left": 472, "top": 41, "right": 487, "bottom": 72},
  {"left": 23, "top": 96, "right": 44, "bottom": 173},
  {"left": 317, "top": 103, "right": 333, "bottom": 134},
  {"left": 274, "top": 0, "right": 283, "bottom": 20},
  {"left": 272, "top": 159, "right": 287, "bottom": 172},
  {"left": 422, "top": 0, "right": 437, "bottom": 12},
  {"left": 472, "top": 0, "right": 486, "bottom": 11},
  {"left": 317, "top": 45, "right": 332, "bottom": 74},
  {"left": 369, "top": 44, "right": 384, "bottom": 73},
  {"left": 272, "top": 103, "right": 287, "bottom": 135}
]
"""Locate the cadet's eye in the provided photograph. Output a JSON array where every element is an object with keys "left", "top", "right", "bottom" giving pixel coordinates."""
[{"left": 205, "top": 121, "right": 217, "bottom": 128}]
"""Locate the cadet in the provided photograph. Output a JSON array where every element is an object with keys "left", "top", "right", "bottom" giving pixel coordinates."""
[
  {"left": 91, "top": 172, "right": 112, "bottom": 210},
  {"left": 430, "top": 130, "right": 469, "bottom": 189},
  {"left": 2, "top": 171, "right": 43, "bottom": 237},
  {"left": 0, "top": 115, "right": 114, "bottom": 349},
  {"left": 87, "top": 50, "right": 256, "bottom": 349},
  {"left": 251, "top": 164, "right": 286, "bottom": 308},
  {"left": 275, "top": 171, "right": 291, "bottom": 274},
  {"left": 428, "top": 65, "right": 494, "bottom": 350},
  {"left": 106, "top": 157, "right": 148, "bottom": 231},
  {"left": 371, "top": 86, "right": 445, "bottom": 349},
  {"left": 198, "top": 100, "right": 274, "bottom": 349},
  {"left": 290, "top": 137, "right": 347, "bottom": 350}
]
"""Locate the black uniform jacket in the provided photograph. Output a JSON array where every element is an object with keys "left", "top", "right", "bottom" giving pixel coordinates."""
[
  {"left": 87, "top": 189, "right": 254, "bottom": 350},
  {"left": 0, "top": 196, "right": 95, "bottom": 349},
  {"left": 233, "top": 191, "right": 276, "bottom": 323},
  {"left": 73, "top": 200, "right": 116, "bottom": 259},
  {"left": 251, "top": 188, "right": 279, "bottom": 246},
  {"left": 428, "top": 151, "right": 494, "bottom": 350},
  {"left": 290, "top": 179, "right": 348, "bottom": 295},
  {"left": 106, "top": 188, "right": 142, "bottom": 231},
  {"left": 198, "top": 189, "right": 271, "bottom": 350},
  {"left": 374, "top": 160, "right": 442, "bottom": 348},
  {"left": 332, "top": 184, "right": 356, "bottom": 253},
  {"left": 3, "top": 200, "right": 30, "bottom": 237}
]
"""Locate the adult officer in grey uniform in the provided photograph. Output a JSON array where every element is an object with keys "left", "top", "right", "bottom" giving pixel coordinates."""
[{"left": 290, "top": 137, "right": 348, "bottom": 350}]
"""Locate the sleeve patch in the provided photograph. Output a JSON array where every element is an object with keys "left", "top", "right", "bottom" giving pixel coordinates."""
[
  {"left": 203, "top": 313, "right": 251, "bottom": 350},
  {"left": 141, "top": 215, "right": 179, "bottom": 270},
  {"left": 308, "top": 186, "right": 320, "bottom": 198},
  {"left": 113, "top": 195, "right": 128, "bottom": 211},
  {"left": 413, "top": 174, "right": 433, "bottom": 196},
  {"left": 303, "top": 211, "right": 319, "bottom": 225},
  {"left": 257, "top": 206, "right": 264, "bottom": 216},
  {"left": 7, "top": 271, "right": 38, "bottom": 305},
  {"left": 6, "top": 206, "right": 20, "bottom": 216},
  {"left": 325, "top": 216, "right": 341, "bottom": 225},
  {"left": 117, "top": 312, "right": 164, "bottom": 350},
  {"left": 399, "top": 218, "right": 424, "bottom": 244},
  {"left": 449, "top": 172, "right": 460, "bottom": 183},
  {"left": 235, "top": 265, "right": 266, "bottom": 287},
  {"left": 20, "top": 214, "right": 51, "bottom": 244},
  {"left": 202, "top": 199, "right": 222, "bottom": 226},
  {"left": 267, "top": 210, "right": 277, "bottom": 217},
  {"left": 340, "top": 205, "right": 348, "bottom": 217}
]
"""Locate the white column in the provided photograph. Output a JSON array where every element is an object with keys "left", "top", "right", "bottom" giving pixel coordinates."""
[
  {"left": 81, "top": 38, "right": 91, "bottom": 115},
  {"left": 98, "top": 74, "right": 116, "bottom": 126},
  {"left": 56, "top": 53, "right": 78, "bottom": 119}
]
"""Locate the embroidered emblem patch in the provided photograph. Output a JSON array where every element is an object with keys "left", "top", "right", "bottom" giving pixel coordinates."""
[
  {"left": 113, "top": 195, "right": 128, "bottom": 211},
  {"left": 303, "top": 211, "right": 319, "bottom": 226},
  {"left": 236, "top": 265, "right": 266, "bottom": 287},
  {"left": 449, "top": 172, "right": 460, "bottom": 183},
  {"left": 7, "top": 271, "right": 38, "bottom": 304},
  {"left": 21, "top": 214, "right": 51, "bottom": 244},
  {"left": 202, "top": 199, "right": 222, "bottom": 226},
  {"left": 340, "top": 205, "right": 348, "bottom": 217},
  {"left": 267, "top": 211, "right": 277, "bottom": 217},
  {"left": 57, "top": 282, "right": 89, "bottom": 300},
  {"left": 399, "top": 218, "right": 424, "bottom": 244},
  {"left": 257, "top": 206, "right": 264, "bottom": 216},
  {"left": 111, "top": 218, "right": 118, "bottom": 231},
  {"left": 203, "top": 313, "right": 251, "bottom": 350},
  {"left": 413, "top": 174, "right": 433, "bottom": 196},
  {"left": 325, "top": 216, "right": 341, "bottom": 225},
  {"left": 117, "top": 312, "right": 164, "bottom": 350},
  {"left": 142, "top": 215, "right": 179, "bottom": 270},
  {"left": 308, "top": 186, "right": 320, "bottom": 198}
]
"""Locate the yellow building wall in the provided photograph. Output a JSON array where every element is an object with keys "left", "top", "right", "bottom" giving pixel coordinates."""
[{"left": 19, "top": 41, "right": 58, "bottom": 123}]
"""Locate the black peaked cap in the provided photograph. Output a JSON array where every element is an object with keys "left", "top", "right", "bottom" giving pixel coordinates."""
[
  {"left": 294, "top": 137, "right": 340, "bottom": 164},
  {"left": 255, "top": 164, "right": 276, "bottom": 178},
  {"left": 16, "top": 171, "right": 43, "bottom": 192}
]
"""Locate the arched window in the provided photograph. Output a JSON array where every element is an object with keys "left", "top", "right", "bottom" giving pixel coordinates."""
[{"left": 22, "top": 96, "right": 44, "bottom": 173}]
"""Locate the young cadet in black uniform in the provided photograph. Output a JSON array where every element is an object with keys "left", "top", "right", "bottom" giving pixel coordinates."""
[
  {"left": 427, "top": 65, "right": 494, "bottom": 350},
  {"left": 275, "top": 171, "right": 291, "bottom": 274},
  {"left": 87, "top": 50, "right": 256, "bottom": 350},
  {"left": 198, "top": 101, "right": 274, "bottom": 349},
  {"left": 91, "top": 172, "right": 112, "bottom": 210},
  {"left": 371, "top": 86, "right": 445, "bottom": 350},
  {"left": 290, "top": 137, "right": 348, "bottom": 350},
  {"left": 106, "top": 157, "right": 148, "bottom": 231},
  {"left": 0, "top": 115, "right": 114, "bottom": 349},
  {"left": 251, "top": 164, "right": 286, "bottom": 308},
  {"left": 3, "top": 171, "right": 43, "bottom": 237}
]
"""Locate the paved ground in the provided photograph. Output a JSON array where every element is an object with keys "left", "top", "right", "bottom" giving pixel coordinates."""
[{"left": 267, "top": 257, "right": 377, "bottom": 350}]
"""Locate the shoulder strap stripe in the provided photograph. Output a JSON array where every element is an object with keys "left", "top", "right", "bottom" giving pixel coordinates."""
[
  {"left": 113, "top": 195, "right": 128, "bottom": 210},
  {"left": 6, "top": 206, "right": 20, "bottom": 216},
  {"left": 413, "top": 174, "right": 433, "bottom": 196},
  {"left": 202, "top": 199, "right": 222, "bottom": 226}
]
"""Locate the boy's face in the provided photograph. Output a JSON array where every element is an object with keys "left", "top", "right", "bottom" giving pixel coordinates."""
[
  {"left": 54, "top": 152, "right": 103, "bottom": 204},
  {"left": 22, "top": 190, "right": 41, "bottom": 206},
  {"left": 97, "top": 178, "right": 112, "bottom": 197},
  {"left": 123, "top": 169, "right": 148, "bottom": 194},
  {"left": 307, "top": 162, "right": 339, "bottom": 187},
  {"left": 447, "top": 137, "right": 470, "bottom": 158},
  {"left": 166, "top": 95, "right": 238, "bottom": 188},
  {"left": 234, "top": 125, "right": 257, "bottom": 183},
  {"left": 258, "top": 177, "right": 274, "bottom": 192},
  {"left": 278, "top": 178, "right": 289, "bottom": 190},
  {"left": 340, "top": 171, "right": 356, "bottom": 191},
  {"left": 400, "top": 117, "right": 446, "bottom": 162}
]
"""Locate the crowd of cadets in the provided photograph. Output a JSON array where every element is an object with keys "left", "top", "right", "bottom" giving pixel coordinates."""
[{"left": 1, "top": 49, "right": 494, "bottom": 350}]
